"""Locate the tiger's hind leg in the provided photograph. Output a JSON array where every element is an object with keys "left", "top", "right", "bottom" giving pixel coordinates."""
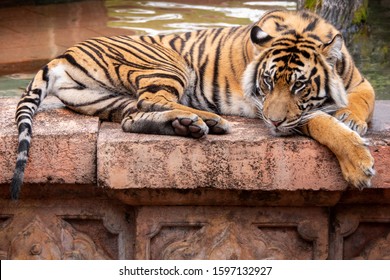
[
  {"left": 54, "top": 81, "right": 230, "bottom": 138},
  {"left": 136, "top": 90, "right": 231, "bottom": 135},
  {"left": 56, "top": 87, "right": 138, "bottom": 123},
  {"left": 121, "top": 109, "right": 210, "bottom": 138},
  {"left": 55, "top": 86, "right": 224, "bottom": 138}
]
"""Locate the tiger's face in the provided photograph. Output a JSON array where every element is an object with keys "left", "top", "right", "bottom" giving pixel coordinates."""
[
  {"left": 244, "top": 25, "right": 348, "bottom": 136},
  {"left": 258, "top": 51, "right": 321, "bottom": 135}
]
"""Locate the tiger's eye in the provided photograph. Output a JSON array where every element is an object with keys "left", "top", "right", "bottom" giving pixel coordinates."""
[
  {"left": 293, "top": 81, "right": 306, "bottom": 92},
  {"left": 263, "top": 76, "right": 272, "bottom": 86}
]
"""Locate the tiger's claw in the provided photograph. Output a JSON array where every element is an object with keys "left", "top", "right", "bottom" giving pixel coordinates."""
[{"left": 335, "top": 109, "right": 368, "bottom": 136}]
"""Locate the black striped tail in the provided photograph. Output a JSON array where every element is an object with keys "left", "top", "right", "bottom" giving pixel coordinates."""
[
  {"left": 10, "top": 67, "right": 49, "bottom": 199},
  {"left": 10, "top": 122, "right": 32, "bottom": 200}
]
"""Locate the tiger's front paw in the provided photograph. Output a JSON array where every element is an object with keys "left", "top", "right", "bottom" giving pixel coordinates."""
[
  {"left": 337, "top": 133, "right": 375, "bottom": 190},
  {"left": 335, "top": 109, "right": 368, "bottom": 136}
]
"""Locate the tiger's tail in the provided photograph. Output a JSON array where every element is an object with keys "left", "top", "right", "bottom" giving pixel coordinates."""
[{"left": 11, "top": 65, "right": 50, "bottom": 199}]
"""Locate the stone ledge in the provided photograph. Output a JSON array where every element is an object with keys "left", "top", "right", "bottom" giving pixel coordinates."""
[
  {"left": 97, "top": 100, "right": 390, "bottom": 191},
  {"left": 1, "top": 97, "right": 390, "bottom": 192},
  {"left": 0, "top": 97, "right": 99, "bottom": 185},
  {"left": 98, "top": 121, "right": 345, "bottom": 191}
]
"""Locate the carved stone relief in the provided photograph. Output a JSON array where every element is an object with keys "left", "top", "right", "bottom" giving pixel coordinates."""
[
  {"left": 4, "top": 216, "right": 112, "bottom": 259},
  {"left": 0, "top": 216, "right": 12, "bottom": 260},
  {"left": 149, "top": 223, "right": 204, "bottom": 260},
  {"left": 153, "top": 223, "right": 314, "bottom": 260},
  {"left": 0, "top": 199, "right": 134, "bottom": 260},
  {"left": 3, "top": 199, "right": 390, "bottom": 260},
  {"left": 136, "top": 206, "right": 328, "bottom": 260},
  {"left": 354, "top": 232, "right": 390, "bottom": 260},
  {"left": 331, "top": 206, "right": 390, "bottom": 260},
  {"left": 9, "top": 217, "right": 63, "bottom": 259}
]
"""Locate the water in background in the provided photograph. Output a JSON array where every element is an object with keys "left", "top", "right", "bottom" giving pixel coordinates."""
[
  {"left": 1, "top": 0, "right": 389, "bottom": 99},
  {"left": 0, "top": 73, "right": 34, "bottom": 98},
  {"left": 105, "top": 0, "right": 297, "bottom": 35}
]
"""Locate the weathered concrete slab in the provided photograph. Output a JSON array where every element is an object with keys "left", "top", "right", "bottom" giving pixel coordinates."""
[
  {"left": 97, "top": 101, "right": 390, "bottom": 191},
  {"left": 0, "top": 97, "right": 99, "bottom": 186},
  {"left": 97, "top": 120, "right": 343, "bottom": 191}
]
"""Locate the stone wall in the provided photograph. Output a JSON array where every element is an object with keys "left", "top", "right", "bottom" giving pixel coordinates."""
[{"left": 1, "top": 97, "right": 390, "bottom": 260}]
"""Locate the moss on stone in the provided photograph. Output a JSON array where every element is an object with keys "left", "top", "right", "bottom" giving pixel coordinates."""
[
  {"left": 304, "top": 0, "right": 322, "bottom": 10},
  {"left": 352, "top": 0, "right": 369, "bottom": 24}
]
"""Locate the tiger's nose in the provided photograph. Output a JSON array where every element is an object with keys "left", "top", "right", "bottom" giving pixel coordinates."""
[{"left": 270, "top": 119, "right": 284, "bottom": 127}]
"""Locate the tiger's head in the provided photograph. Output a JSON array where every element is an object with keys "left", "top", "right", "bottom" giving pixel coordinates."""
[{"left": 243, "top": 19, "right": 348, "bottom": 136}]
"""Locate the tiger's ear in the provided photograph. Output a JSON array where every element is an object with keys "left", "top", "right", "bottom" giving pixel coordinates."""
[
  {"left": 250, "top": 26, "right": 273, "bottom": 47},
  {"left": 321, "top": 34, "right": 343, "bottom": 67}
]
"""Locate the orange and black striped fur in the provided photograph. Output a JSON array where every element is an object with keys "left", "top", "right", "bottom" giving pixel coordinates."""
[{"left": 11, "top": 10, "right": 375, "bottom": 199}]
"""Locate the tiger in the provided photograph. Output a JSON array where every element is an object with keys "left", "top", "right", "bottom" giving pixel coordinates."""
[{"left": 11, "top": 9, "right": 375, "bottom": 199}]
